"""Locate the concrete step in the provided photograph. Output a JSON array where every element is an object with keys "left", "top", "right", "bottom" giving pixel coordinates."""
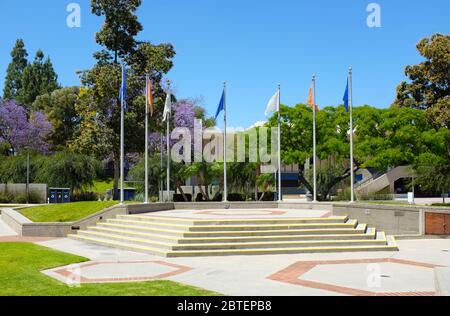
[
  {"left": 88, "top": 225, "right": 377, "bottom": 244},
  {"left": 97, "top": 221, "right": 367, "bottom": 238},
  {"left": 186, "top": 220, "right": 358, "bottom": 232},
  {"left": 88, "top": 226, "right": 181, "bottom": 243},
  {"left": 69, "top": 234, "right": 169, "bottom": 256},
  {"left": 97, "top": 222, "right": 185, "bottom": 237},
  {"left": 69, "top": 233, "right": 399, "bottom": 258},
  {"left": 118, "top": 215, "right": 349, "bottom": 226},
  {"left": 107, "top": 218, "right": 358, "bottom": 232},
  {"left": 74, "top": 230, "right": 386, "bottom": 251},
  {"left": 106, "top": 219, "right": 191, "bottom": 231}
]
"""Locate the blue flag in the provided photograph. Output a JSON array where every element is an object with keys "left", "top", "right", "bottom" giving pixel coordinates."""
[
  {"left": 215, "top": 90, "right": 225, "bottom": 119},
  {"left": 343, "top": 79, "right": 349, "bottom": 112},
  {"left": 119, "top": 64, "right": 127, "bottom": 110}
]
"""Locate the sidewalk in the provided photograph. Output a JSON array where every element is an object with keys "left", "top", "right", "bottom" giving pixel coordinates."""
[{"left": 37, "top": 238, "right": 450, "bottom": 296}]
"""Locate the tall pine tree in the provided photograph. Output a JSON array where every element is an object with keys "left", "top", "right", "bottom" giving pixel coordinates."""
[
  {"left": 3, "top": 39, "right": 28, "bottom": 100},
  {"left": 18, "top": 50, "right": 59, "bottom": 108}
]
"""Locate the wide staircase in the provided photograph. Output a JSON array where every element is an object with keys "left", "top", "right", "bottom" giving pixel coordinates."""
[{"left": 69, "top": 215, "right": 398, "bottom": 257}]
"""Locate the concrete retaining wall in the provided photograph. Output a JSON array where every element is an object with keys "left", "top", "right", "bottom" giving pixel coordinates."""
[
  {"left": 174, "top": 202, "right": 279, "bottom": 210},
  {"left": 0, "top": 203, "right": 174, "bottom": 237},
  {"left": 0, "top": 183, "right": 48, "bottom": 203},
  {"left": 333, "top": 203, "right": 421, "bottom": 235},
  {"left": 2, "top": 201, "right": 450, "bottom": 238}
]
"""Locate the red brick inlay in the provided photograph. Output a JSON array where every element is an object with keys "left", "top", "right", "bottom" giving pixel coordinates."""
[
  {"left": 52, "top": 260, "right": 192, "bottom": 284},
  {"left": 268, "top": 258, "right": 440, "bottom": 296}
]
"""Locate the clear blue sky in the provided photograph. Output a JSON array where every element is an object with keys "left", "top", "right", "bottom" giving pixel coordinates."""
[{"left": 1, "top": 0, "right": 449, "bottom": 128}]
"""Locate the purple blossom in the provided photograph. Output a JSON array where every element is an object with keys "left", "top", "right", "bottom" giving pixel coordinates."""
[
  {"left": 148, "top": 99, "right": 196, "bottom": 153},
  {"left": 0, "top": 100, "right": 53, "bottom": 154}
]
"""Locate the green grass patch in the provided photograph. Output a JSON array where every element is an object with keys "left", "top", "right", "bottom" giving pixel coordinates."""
[
  {"left": 19, "top": 201, "right": 120, "bottom": 222},
  {"left": 88, "top": 179, "right": 134, "bottom": 194},
  {"left": 0, "top": 243, "right": 218, "bottom": 296}
]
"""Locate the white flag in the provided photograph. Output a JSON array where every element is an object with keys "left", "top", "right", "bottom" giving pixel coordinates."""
[
  {"left": 163, "top": 92, "right": 172, "bottom": 122},
  {"left": 265, "top": 90, "right": 280, "bottom": 117}
]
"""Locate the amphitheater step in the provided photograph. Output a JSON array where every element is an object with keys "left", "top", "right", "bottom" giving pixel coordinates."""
[
  {"left": 96, "top": 221, "right": 367, "bottom": 238},
  {"left": 106, "top": 218, "right": 358, "bottom": 232},
  {"left": 68, "top": 213, "right": 399, "bottom": 257},
  {"left": 69, "top": 233, "right": 399, "bottom": 258},
  {"left": 87, "top": 225, "right": 377, "bottom": 244},
  {"left": 117, "top": 215, "right": 349, "bottom": 226}
]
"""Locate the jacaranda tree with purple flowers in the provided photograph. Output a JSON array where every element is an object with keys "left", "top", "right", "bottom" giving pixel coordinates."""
[{"left": 0, "top": 99, "right": 53, "bottom": 155}]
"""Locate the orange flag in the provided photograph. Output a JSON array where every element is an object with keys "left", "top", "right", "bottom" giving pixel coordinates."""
[
  {"left": 307, "top": 83, "right": 319, "bottom": 112},
  {"left": 147, "top": 78, "right": 154, "bottom": 116}
]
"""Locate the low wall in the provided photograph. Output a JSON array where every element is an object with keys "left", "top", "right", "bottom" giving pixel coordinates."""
[
  {"left": 0, "top": 183, "right": 48, "bottom": 203},
  {"left": 332, "top": 203, "right": 422, "bottom": 236},
  {"left": 174, "top": 202, "right": 279, "bottom": 210},
  {"left": 2, "top": 201, "right": 449, "bottom": 238},
  {"left": 0, "top": 203, "right": 174, "bottom": 238}
]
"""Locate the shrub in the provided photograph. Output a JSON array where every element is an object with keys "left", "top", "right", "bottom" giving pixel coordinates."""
[
  {"left": 195, "top": 193, "right": 204, "bottom": 202},
  {"left": 72, "top": 191, "right": 98, "bottom": 202},
  {"left": 173, "top": 194, "right": 192, "bottom": 202},
  {"left": 0, "top": 192, "right": 12, "bottom": 203},
  {"left": 333, "top": 188, "right": 352, "bottom": 201},
  {"left": 228, "top": 193, "right": 244, "bottom": 202},
  {"left": 357, "top": 193, "right": 394, "bottom": 201},
  {"left": 258, "top": 192, "right": 275, "bottom": 201}
]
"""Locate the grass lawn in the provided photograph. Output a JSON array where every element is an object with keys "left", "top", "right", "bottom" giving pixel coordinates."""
[
  {"left": 89, "top": 179, "right": 133, "bottom": 194},
  {"left": 0, "top": 243, "right": 219, "bottom": 296},
  {"left": 19, "top": 201, "right": 120, "bottom": 222}
]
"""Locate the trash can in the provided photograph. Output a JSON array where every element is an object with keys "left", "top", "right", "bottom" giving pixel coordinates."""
[
  {"left": 115, "top": 188, "right": 136, "bottom": 201},
  {"left": 49, "top": 188, "right": 71, "bottom": 204}
]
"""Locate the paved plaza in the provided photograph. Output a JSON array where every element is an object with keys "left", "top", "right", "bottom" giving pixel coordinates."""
[{"left": 30, "top": 208, "right": 450, "bottom": 296}]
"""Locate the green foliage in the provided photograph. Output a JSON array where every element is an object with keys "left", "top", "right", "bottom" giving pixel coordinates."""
[
  {"left": 3, "top": 39, "right": 28, "bottom": 100},
  {"left": 16, "top": 50, "right": 59, "bottom": 108},
  {"left": 32, "top": 87, "right": 80, "bottom": 149},
  {"left": 91, "top": 0, "right": 143, "bottom": 63},
  {"left": 393, "top": 34, "right": 450, "bottom": 129},
  {"left": 266, "top": 103, "right": 443, "bottom": 200},
  {"left": 0, "top": 152, "right": 102, "bottom": 194},
  {"left": 0, "top": 154, "right": 31, "bottom": 183},
  {"left": 33, "top": 152, "right": 102, "bottom": 193}
]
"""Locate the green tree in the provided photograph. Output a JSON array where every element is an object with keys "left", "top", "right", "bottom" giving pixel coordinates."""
[
  {"left": 3, "top": 39, "right": 28, "bottom": 100},
  {"left": 71, "top": 0, "right": 176, "bottom": 198},
  {"left": 268, "top": 104, "right": 442, "bottom": 200},
  {"left": 393, "top": 34, "right": 450, "bottom": 129},
  {"left": 32, "top": 87, "right": 80, "bottom": 150},
  {"left": 33, "top": 152, "right": 102, "bottom": 194},
  {"left": 91, "top": 0, "right": 143, "bottom": 63},
  {"left": 18, "top": 50, "right": 59, "bottom": 107}
]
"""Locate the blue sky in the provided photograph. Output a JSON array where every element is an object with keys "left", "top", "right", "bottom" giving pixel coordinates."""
[{"left": 1, "top": 0, "right": 449, "bottom": 128}]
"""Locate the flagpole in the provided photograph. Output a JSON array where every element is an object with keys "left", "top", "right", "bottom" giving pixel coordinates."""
[
  {"left": 144, "top": 74, "right": 149, "bottom": 204},
  {"left": 312, "top": 75, "right": 317, "bottom": 203},
  {"left": 166, "top": 80, "right": 171, "bottom": 202},
  {"left": 349, "top": 67, "right": 355, "bottom": 203},
  {"left": 120, "top": 63, "right": 125, "bottom": 205},
  {"left": 160, "top": 134, "right": 163, "bottom": 202},
  {"left": 223, "top": 82, "right": 228, "bottom": 202},
  {"left": 277, "top": 84, "right": 282, "bottom": 202}
]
